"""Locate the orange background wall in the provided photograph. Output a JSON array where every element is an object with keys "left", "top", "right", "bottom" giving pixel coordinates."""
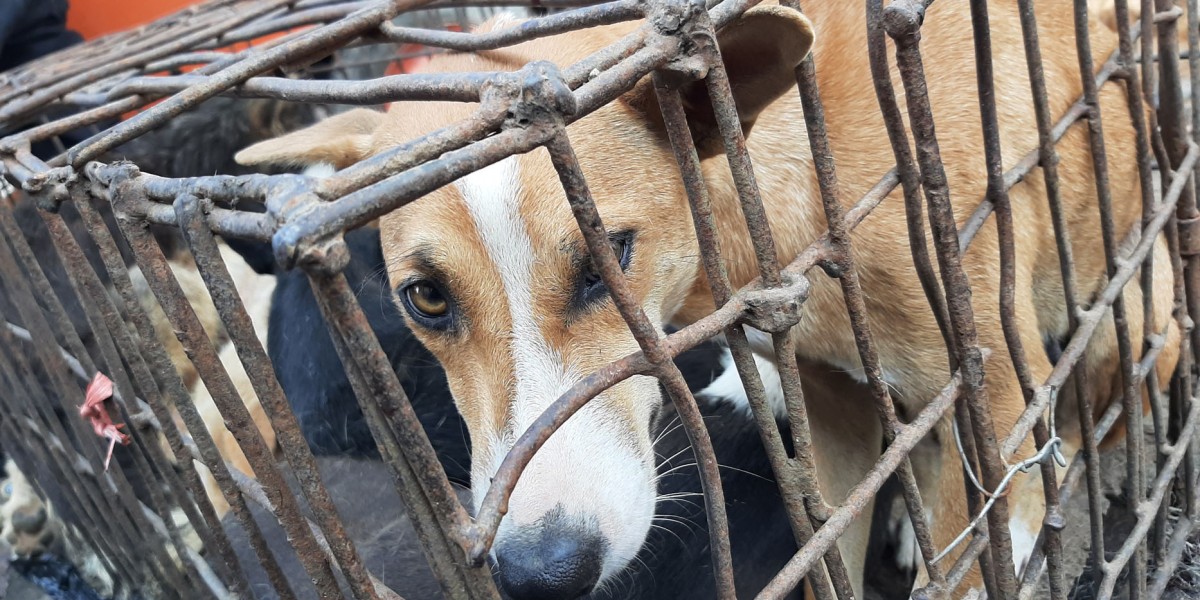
[{"left": 67, "top": 0, "right": 203, "bottom": 40}]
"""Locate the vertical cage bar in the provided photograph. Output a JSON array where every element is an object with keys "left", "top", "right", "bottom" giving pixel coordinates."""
[
  {"left": 66, "top": 191, "right": 253, "bottom": 593},
  {"left": 787, "top": 1, "right": 951, "bottom": 597},
  {"left": 543, "top": 128, "right": 737, "bottom": 599},
  {"left": 0, "top": 227, "right": 158, "bottom": 592},
  {"left": 73, "top": 185, "right": 299, "bottom": 600},
  {"left": 30, "top": 205, "right": 208, "bottom": 598},
  {"left": 880, "top": 1, "right": 1021, "bottom": 595},
  {"left": 1184, "top": 0, "right": 1200, "bottom": 527},
  {"left": 111, "top": 186, "right": 342, "bottom": 598},
  {"left": 173, "top": 193, "right": 382, "bottom": 600},
  {"left": 1071, "top": 1, "right": 1150, "bottom": 595},
  {"left": 304, "top": 267, "right": 501, "bottom": 600},
  {"left": 649, "top": 74, "right": 841, "bottom": 600},
  {"left": 1011, "top": 1, "right": 1080, "bottom": 595},
  {"left": 699, "top": 5, "right": 865, "bottom": 593}
]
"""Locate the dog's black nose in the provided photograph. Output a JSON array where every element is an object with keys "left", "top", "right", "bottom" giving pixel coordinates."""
[{"left": 495, "top": 510, "right": 604, "bottom": 600}]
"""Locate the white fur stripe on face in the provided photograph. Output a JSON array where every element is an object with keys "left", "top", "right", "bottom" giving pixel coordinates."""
[
  {"left": 455, "top": 156, "right": 576, "bottom": 456},
  {"left": 456, "top": 157, "right": 656, "bottom": 583}
]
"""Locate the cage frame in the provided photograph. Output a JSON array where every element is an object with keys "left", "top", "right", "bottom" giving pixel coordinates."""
[{"left": 1, "top": 0, "right": 1199, "bottom": 599}]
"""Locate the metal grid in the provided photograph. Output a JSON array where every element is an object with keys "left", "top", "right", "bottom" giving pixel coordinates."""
[{"left": 0, "top": 0, "right": 1197, "bottom": 599}]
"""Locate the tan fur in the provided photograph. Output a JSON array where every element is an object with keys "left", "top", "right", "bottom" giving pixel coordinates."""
[
  {"left": 235, "top": 108, "right": 386, "bottom": 170},
  {"left": 236, "top": 1, "right": 1180, "bottom": 596},
  {"left": 134, "top": 242, "right": 277, "bottom": 520},
  {"left": 129, "top": 254, "right": 224, "bottom": 391},
  {"left": 184, "top": 243, "right": 278, "bottom": 519}
]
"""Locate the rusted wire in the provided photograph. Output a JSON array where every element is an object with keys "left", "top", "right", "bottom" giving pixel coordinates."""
[
  {"left": 69, "top": 182, "right": 301, "bottom": 599},
  {"left": 758, "top": 363, "right": 972, "bottom": 600},
  {"left": 3, "top": 0, "right": 1200, "bottom": 598},
  {"left": 305, "top": 268, "right": 500, "bottom": 600},
  {"left": 880, "top": 1, "right": 1019, "bottom": 595}
]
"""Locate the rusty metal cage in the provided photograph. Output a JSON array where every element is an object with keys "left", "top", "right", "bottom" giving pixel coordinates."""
[{"left": 1, "top": 0, "right": 1199, "bottom": 598}]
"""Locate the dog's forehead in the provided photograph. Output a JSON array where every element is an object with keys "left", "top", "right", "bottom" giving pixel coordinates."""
[{"left": 384, "top": 155, "right": 570, "bottom": 246}]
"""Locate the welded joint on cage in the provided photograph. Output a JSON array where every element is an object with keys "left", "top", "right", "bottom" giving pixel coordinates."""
[
  {"left": 290, "top": 230, "right": 354, "bottom": 275},
  {"left": 0, "top": 142, "right": 74, "bottom": 210},
  {"left": 21, "top": 167, "right": 75, "bottom": 211},
  {"left": 1178, "top": 215, "right": 1200, "bottom": 255},
  {"left": 1043, "top": 503, "right": 1067, "bottom": 533},
  {"left": 881, "top": 0, "right": 930, "bottom": 40},
  {"left": 645, "top": 0, "right": 718, "bottom": 86},
  {"left": 84, "top": 160, "right": 141, "bottom": 192},
  {"left": 484, "top": 60, "right": 578, "bottom": 130},
  {"left": 646, "top": 0, "right": 706, "bottom": 36},
  {"left": 261, "top": 175, "right": 351, "bottom": 273},
  {"left": 740, "top": 274, "right": 810, "bottom": 334},
  {"left": 1155, "top": 6, "right": 1185, "bottom": 23}
]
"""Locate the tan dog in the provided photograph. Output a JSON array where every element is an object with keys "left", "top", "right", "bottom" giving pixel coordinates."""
[
  {"left": 177, "top": 242, "right": 278, "bottom": 520},
  {"left": 128, "top": 254, "right": 225, "bottom": 392},
  {"left": 237, "top": 2, "right": 1178, "bottom": 598},
  {"left": 130, "top": 242, "right": 278, "bottom": 520}
]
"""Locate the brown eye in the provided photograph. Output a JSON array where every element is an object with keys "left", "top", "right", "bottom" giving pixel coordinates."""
[{"left": 405, "top": 282, "right": 448, "bottom": 318}]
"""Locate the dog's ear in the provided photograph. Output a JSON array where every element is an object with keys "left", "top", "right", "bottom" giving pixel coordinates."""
[
  {"left": 234, "top": 108, "right": 385, "bottom": 170},
  {"left": 626, "top": 5, "right": 814, "bottom": 156}
]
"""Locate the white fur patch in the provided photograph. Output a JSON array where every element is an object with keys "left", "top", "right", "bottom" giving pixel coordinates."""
[
  {"left": 1009, "top": 512, "right": 1038, "bottom": 576},
  {"left": 896, "top": 516, "right": 919, "bottom": 572},
  {"left": 697, "top": 347, "right": 787, "bottom": 420},
  {"left": 457, "top": 157, "right": 654, "bottom": 582},
  {"left": 303, "top": 163, "right": 336, "bottom": 178},
  {"left": 742, "top": 325, "right": 777, "bottom": 358},
  {"left": 457, "top": 158, "right": 571, "bottom": 429},
  {"left": 887, "top": 503, "right": 928, "bottom": 573}
]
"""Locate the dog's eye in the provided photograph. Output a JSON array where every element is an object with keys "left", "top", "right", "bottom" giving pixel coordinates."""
[
  {"left": 401, "top": 281, "right": 453, "bottom": 328},
  {"left": 1, "top": 481, "right": 11, "bottom": 501},
  {"left": 406, "top": 282, "right": 447, "bottom": 316},
  {"left": 581, "top": 233, "right": 634, "bottom": 304}
]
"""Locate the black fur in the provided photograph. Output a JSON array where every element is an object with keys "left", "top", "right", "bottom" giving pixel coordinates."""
[
  {"left": 592, "top": 399, "right": 801, "bottom": 600},
  {"left": 262, "top": 228, "right": 472, "bottom": 484},
  {"left": 9, "top": 556, "right": 104, "bottom": 600},
  {"left": 220, "top": 342, "right": 799, "bottom": 599}
]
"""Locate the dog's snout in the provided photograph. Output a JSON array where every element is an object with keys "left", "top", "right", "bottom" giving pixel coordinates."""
[{"left": 495, "top": 509, "right": 605, "bottom": 600}]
